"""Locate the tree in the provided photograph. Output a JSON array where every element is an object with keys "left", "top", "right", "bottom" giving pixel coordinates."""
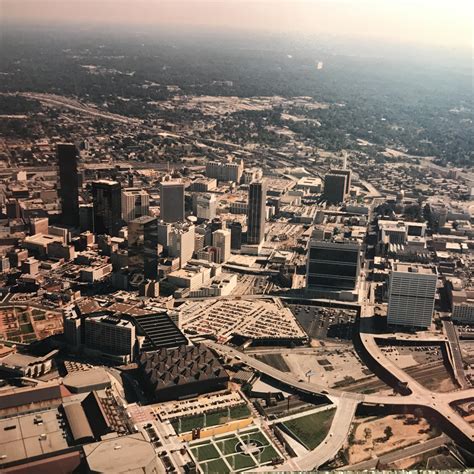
[{"left": 384, "top": 426, "right": 393, "bottom": 440}]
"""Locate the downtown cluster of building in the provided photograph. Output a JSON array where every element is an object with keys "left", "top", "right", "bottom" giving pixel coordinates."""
[{"left": 0, "top": 136, "right": 473, "bottom": 472}]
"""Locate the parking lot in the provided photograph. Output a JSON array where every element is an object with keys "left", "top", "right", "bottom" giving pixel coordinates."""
[{"left": 287, "top": 304, "right": 357, "bottom": 340}]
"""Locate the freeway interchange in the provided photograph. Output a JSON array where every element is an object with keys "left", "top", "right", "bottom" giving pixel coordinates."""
[{"left": 207, "top": 304, "right": 474, "bottom": 470}]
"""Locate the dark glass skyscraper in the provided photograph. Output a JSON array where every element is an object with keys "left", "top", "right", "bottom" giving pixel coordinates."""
[
  {"left": 92, "top": 180, "right": 122, "bottom": 236},
  {"left": 247, "top": 180, "right": 267, "bottom": 245},
  {"left": 128, "top": 215, "right": 159, "bottom": 279},
  {"left": 306, "top": 240, "right": 361, "bottom": 291},
  {"left": 57, "top": 143, "right": 80, "bottom": 227},
  {"left": 160, "top": 178, "right": 185, "bottom": 223}
]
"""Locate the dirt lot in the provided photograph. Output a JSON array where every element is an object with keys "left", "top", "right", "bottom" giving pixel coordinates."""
[{"left": 347, "top": 415, "right": 439, "bottom": 464}]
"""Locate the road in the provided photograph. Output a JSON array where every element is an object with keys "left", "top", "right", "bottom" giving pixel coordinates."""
[
  {"left": 443, "top": 320, "right": 470, "bottom": 389},
  {"left": 207, "top": 342, "right": 361, "bottom": 470},
  {"left": 17, "top": 92, "right": 143, "bottom": 125},
  {"left": 343, "top": 434, "right": 451, "bottom": 470},
  {"left": 208, "top": 338, "right": 474, "bottom": 470},
  {"left": 359, "top": 330, "right": 474, "bottom": 445},
  {"left": 289, "top": 396, "right": 359, "bottom": 471}
]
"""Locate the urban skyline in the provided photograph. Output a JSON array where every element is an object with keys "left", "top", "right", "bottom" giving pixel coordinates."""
[{"left": 0, "top": 1, "right": 472, "bottom": 472}]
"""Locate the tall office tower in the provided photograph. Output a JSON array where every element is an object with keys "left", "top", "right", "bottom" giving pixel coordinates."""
[
  {"left": 247, "top": 180, "right": 267, "bottom": 245},
  {"left": 194, "top": 232, "right": 206, "bottom": 252},
  {"left": 242, "top": 167, "right": 263, "bottom": 185},
  {"left": 79, "top": 204, "right": 94, "bottom": 232},
  {"left": 230, "top": 221, "right": 243, "bottom": 250},
  {"left": 331, "top": 169, "right": 352, "bottom": 195},
  {"left": 195, "top": 193, "right": 217, "bottom": 221},
  {"left": 157, "top": 221, "right": 171, "bottom": 247},
  {"left": 195, "top": 224, "right": 212, "bottom": 248},
  {"left": 387, "top": 264, "right": 437, "bottom": 328},
  {"left": 57, "top": 143, "right": 80, "bottom": 227},
  {"left": 306, "top": 240, "right": 361, "bottom": 292},
  {"left": 168, "top": 223, "right": 195, "bottom": 267},
  {"left": 121, "top": 188, "right": 150, "bottom": 223},
  {"left": 128, "top": 216, "right": 159, "bottom": 279},
  {"left": 324, "top": 173, "right": 347, "bottom": 204},
  {"left": 160, "top": 177, "right": 185, "bottom": 223},
  {"left": 91, "top": 180, "right": 122, "bottom": 236},
  {"left": 205, "top": 157, "right": 244, "bottom": 183},
  {"left": 212, "top": 228, "right": 231, "bottom": 263}
]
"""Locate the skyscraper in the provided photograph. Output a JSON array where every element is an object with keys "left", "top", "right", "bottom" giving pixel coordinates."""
[
  {"left": 306, "top": 240, "right": 361, "bottom": 292},
  {"left": 168, "top": 223, "right": 195, "bottom": 267},
  {"left": 324, "top": 173, "right": 347, "bottom": 204},
  {"left": 128, "top": 216, "right": 159, "bottom": 279},
  {"left": 230, "top": 221, "right": 243, "bottom": 250},
  {"left": 387, "top": 264, "right": 437, "bottom": 328},
  {"left": 331, "top": 169, "right": 352, "bottom": 195},
  {"left": 195, "top": 193, "right": 217, "bottom": 221},
  {"left": 212, "top": 228, "right": 231, "bottom": 263},
  {"left": 57, "top": 143, "right": 80, "bottom": 227},
  {"left": 121, "top": 188, "right": 150, "bottom": 223},
  {"left": 160, "top": 178, "right": 185, "bottom": 223},
  {"left": 92, "top": 180, "right": 122, "bottom": 236},
  {"left": 247, "top": 180, "right": 267, "bottom": 245}
]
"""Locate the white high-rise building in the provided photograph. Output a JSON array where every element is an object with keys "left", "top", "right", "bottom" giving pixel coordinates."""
[
  {"left": 121, "top": 188, "right": 150, "bottom": 223},
  {"left": 195, "top": 193, "right": 217, "bottom": 221},
  {"left": 387, "top": 264, "right": 437, "bottom": 328},
  {"left": 168, "top": 223, "right": 195, "bottom": 267},
  {"left": 212, "top": 228, "right": 231, "bottom": 263}
]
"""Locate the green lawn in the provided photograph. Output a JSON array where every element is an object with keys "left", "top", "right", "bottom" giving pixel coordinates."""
[
  {"left": 191, "top": 443, "right": 219, "bottom": 461},
  {"left": 215, "top": 437, "right": 239, "bottom": 455},
  {"left": 230, "top": 453, "right": 256, "bottom": 471},
  {"left": 190, "top": 427, "right": 281, "bottom": 472},
  {"left": 20, "top": 323, "right": 34, "bottom": 334},
  {"left": 280, "top": 408, "right": 336, "bottom": 450},
  {"left": 239, "top": 430, "right": 268, "bottom": 447},
  {"left": 201, "top": 458, "right": 230, "bottom": 473},
  {"left": 172, "top": 404, "right": 251, "bottom": 433},
  {"left": 259, "top": 445, "right": 280, "bottom": 463}
]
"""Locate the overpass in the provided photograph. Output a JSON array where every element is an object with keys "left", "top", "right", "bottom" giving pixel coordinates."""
[
  {"left": 208, "top": 340, "right": 474, "bottom": 469},
  {"left": 443, "top": 320, "right": 470, "bottom": 389}
]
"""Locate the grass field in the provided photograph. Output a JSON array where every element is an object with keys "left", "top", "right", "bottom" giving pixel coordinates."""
[
  {"left": 189, "top": 426, "right": 281, "bottom": 473},
  {"left": 280, "top": 408, "right": 336, "bottom": 450},
  {"left": 172, "top": 404, "right": 251, "bottom": 434}
]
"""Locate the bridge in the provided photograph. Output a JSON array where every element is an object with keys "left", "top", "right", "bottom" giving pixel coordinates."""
[{"left": 208, "top": 340, "right": 474, "bottom": 470}]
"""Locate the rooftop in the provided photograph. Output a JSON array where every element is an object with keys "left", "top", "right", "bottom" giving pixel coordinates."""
[
  {"left": 0, "top": 409, "right": 69, "bottom": 464},
  {"left": 394, "top": 263, "right": 436, "bottom": 275},
  {"left": 83, "top": 433, "right": 163, "bottom": 473}
]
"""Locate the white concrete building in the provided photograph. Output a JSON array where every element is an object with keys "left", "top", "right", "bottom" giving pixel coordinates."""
[
  {"left": 121, "top": 188, "right": 150, "bottom": 223},
  {"left": 195, "top": 193, "right": 217, "bottom": 221},
  {"left": 168, "top": 223, "right": 195, "bottom": 267},
  {"left": 212, "top": 228, "right": 231, "bottom": 263},
  {"left": 387, "top": 264, "right": 437, "bottom": 328}
]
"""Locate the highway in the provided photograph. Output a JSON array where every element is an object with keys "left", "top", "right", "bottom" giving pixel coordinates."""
[
  {"left": 443, "top": 320, "right": 470, "bottom": 389},
  {"left": 208, "top": 339, "right": 474, "bottom": 469},
  {"left": 18, "top": 92, "right": 143, "bottom": 125}
]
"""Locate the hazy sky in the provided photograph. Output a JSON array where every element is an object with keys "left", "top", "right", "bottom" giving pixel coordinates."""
[{"left": 2, "top": 0, "right": 472, "bottom": 50}]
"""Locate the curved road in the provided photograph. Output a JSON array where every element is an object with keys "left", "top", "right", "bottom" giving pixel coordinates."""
[{"left": 208, "top": 340, "right": 474, "bottom": 469}]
